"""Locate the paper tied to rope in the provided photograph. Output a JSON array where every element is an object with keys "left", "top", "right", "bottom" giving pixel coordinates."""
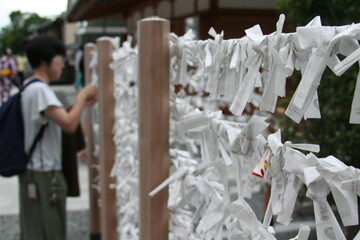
[
  {"left": 330, "top": 24, "right": 360, "bottom": 124},
  {"left": 228, "top": 23, "right": 268, "bottom": 115},
  {"left": 88, "top": 50, "right": 99, "bottom": 86},
  {"left": 266, "top": 158, "right": 286, "bottom": 216},
  {"left": 276, "top": 173, "right": 304, "bottom": 225},
  {"left": 342, "top": 178, "right": 360, "bottom": 198},
  {"left": 165, "top": 18, "right": 360, "bottom": 239},
  {"left": 298, "top": 155, "right": 348, "bottom": 239},
  {"left": 315, "top": 155, "right": 360, "bottom": 227},
  {"left": 204, "top": 27, "right": 227, "bottom": 97},
  {"left": 285, "top": 47, "right": 326, "bottom": 123},
  {"left": 149, "top": 150, "right": 201, "bottom": 207},
  {"left": 252, "top": 148, "right": 271, "bottom": 178},
  {"left": 260, "top": 42, "right": 291, "bottom": 113},
  {"left": 210, "top": 119, "right": 245, "bottom": 166},
  {"left": 110, "top": 38, "right": 138, "bottom": 99},
  {"left": 169, "top": 16, "right": 360, "bottom": 125},
  {"left": 230, "top": 48, "right": 263, "bottom": 116},
  {"left": 109, "top": 36, "right": 120, "bottom": 50},
  {"left": 288, "top": 224, "right": 311, "bottom": 240},
  {"left": 284, "top": 16, "right": 327, "bottom": 123},
  {"left": 259, "top": 14, "right": 290, "bottom": 113},
  {"left": 111, "top": 36, "right": 136, "bottom": 63},
  {"left": 306, "top": 179, "right": 347, "bottom": 240},
  {"left": 229, "top": 115, "right": 269, "bottom": 155},
  {"left": 265, "top": 133, "right": 320, "bottom": 222},
  {"left": 281, "top": 142, "right": 319, "bottom": 177},
  {"left": 195, "top": 192, "right": 226, "bottom": 234},
  {"left": 175, "top": 110, "right": 222, "bottom": 133},
  {"left": 91, "top": 108, "right": 100, "bottom": 158},
  {"left": 228, "top": 197, "right": 276, "bottom": 240},
  {"left": 333, "top": 41, "right": 360, "bottom": 124},
  {"left": 170, "top": 30, "right": 197, "bottom": 85},
  {"left": 208, "top": 115, "right": 267, "bottom": 200},
  {"left": 110, "top": 36, "right": 140, "bottom": 238},
  {"left": 181, "top": 167, "right": 229, "bottom": 236},
  {"left": 267, "top": 129, "right": 283, "bottom": 157},
  {"left": 286, "top": 21, "right": 360, "bottom": 123}
]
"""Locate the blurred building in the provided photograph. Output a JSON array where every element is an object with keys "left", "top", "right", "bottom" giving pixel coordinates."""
[
  {"left": 36, "top": 15, "right": 126, "bottom": 84},
  {"left": 67, "top": 0, "right": 280, "bottom": 40},
  {"left": 39, "top": 0, "right": 280, "bottom": 84}
]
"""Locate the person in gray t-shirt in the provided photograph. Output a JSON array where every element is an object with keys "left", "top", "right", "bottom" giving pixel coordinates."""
[{"left": 19, "top": 35, "right": 97, "bottom": 240}]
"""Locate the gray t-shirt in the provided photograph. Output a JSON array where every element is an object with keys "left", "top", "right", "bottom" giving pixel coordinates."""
[{"left": 21, "top": 80, "right": 63, "bottom": 171}]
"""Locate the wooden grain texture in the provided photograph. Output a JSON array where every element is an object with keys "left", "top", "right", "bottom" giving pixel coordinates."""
[
  {"left": 138, "top": 17, "right": 170, "bottom": 240},
  {"left": 97, "top": 37, "right": 118, "bottom": 240},
  {"left": 84, "top": 43, "right": 102, "bottom": 237}
]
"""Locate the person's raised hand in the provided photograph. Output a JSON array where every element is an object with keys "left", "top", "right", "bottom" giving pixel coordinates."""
[{"left": 82, "top": 84, "right": 97, "bottom": 106}]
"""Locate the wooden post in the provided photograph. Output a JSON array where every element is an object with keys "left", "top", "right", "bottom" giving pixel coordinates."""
[
  {"left": 84, "top": 43, "right": 102, "bottom": 240},
  {"left": 97, "top": 37, "right": 118, "bottom": 240},
  {"left": 138, "top": 17, "right": 170, "bottom": 240}
]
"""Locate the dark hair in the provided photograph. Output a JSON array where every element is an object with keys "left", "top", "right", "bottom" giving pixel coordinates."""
[{"left": 26, "top": 35, "right": 65, "bottom": 69}]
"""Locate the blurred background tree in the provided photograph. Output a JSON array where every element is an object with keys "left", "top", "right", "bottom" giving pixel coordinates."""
[
  {"left": 276, "top": 0, "right": 360, "bottom": 237},
  {"left": 0, "top": 11, "right": 50, "bottom": 54},
  {"left": 276, "top": 0, "right": 360, "bottom": 167}
]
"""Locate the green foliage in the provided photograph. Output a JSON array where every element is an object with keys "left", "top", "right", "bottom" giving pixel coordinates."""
[
  {"left": 0, "top": 11, "right": 51, "bottom": 54},
  {"left": 276, "top": 0, "right": 360, "bottom": 168},
  {"left": 277, "top": 0, "right": 360, "bottom": 29}
]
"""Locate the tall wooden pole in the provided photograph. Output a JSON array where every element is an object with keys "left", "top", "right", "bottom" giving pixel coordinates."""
[
  {"left": 97, "top": 37, "right": 118, "bottom": 240},
  {"left": 84, "top": 43, "right": 102, "bottom": 240},
  {"left": 138, "top": 17, "right": 170, "bottom": 240}
]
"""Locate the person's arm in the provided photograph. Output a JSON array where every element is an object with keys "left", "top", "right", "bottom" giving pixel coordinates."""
[{"left": 45, "top": 84, "right": 96, "bottom": 133}]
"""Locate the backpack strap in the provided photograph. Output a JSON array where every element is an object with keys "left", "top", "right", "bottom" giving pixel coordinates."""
[
  {"left": 21, "top": 78, "right": 48, "bottom": 158},
  {"left": 28, "top": 123, "right": 48, "bottom": 158}
]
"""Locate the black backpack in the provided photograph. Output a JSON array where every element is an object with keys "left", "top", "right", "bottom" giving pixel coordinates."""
[{"left": 0, "top": 79, "right": 47, "bottom": 177}]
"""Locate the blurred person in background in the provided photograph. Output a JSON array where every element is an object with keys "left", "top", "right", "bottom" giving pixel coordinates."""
[
  {"left": 73, "top": 44, "right": 84, "bottom": 91},
  {"left": 0, "top": 48, "right": 17, "bottom": 105},
  {"left": 16, "top": 52, "right": 28, "bottom": 85}
]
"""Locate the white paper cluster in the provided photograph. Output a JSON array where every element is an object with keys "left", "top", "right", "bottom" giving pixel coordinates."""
[
  {"left": 88, "top": 50, "right": 102, "bottom": 197},
  {"left": 89, "top": 50, "right": 100, "bottom": 158},
  {"left": 102, "top": 14, "right": 360, "bottom": 240},
  {"left": 155, "top": 94, "right": 360, "bottom": 239},
  {"left": 110, "top": 37, "right": 140, "bottom": 239},
  {"left": 170, "top": 14, "right": 360, "bottom": 124},
  {"left": 152, "top": 14, "right": 360, "bottom": 239}
]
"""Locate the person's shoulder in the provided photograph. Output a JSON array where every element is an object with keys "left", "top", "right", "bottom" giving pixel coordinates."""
[{"left": 23, "top": 80, "right": 49, "bottom": 92}]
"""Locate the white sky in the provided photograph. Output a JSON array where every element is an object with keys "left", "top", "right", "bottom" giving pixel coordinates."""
[{"left": 0, "top": 0, "right": 68, "bottom": 29}]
